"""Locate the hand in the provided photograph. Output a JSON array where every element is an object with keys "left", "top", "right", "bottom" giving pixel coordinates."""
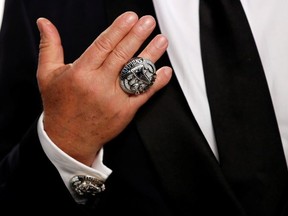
[{"left": 36, "top": 11, "right": 172, "bottom": 166}]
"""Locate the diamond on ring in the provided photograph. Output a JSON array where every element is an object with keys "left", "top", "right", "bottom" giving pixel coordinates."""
[{"left": 119, "top": 57, "right": 156, "bottom": 95}]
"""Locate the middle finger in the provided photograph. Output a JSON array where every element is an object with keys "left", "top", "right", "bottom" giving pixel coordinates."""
[{"left": 102, "top": 15, "right": 156, "bottom": 76}]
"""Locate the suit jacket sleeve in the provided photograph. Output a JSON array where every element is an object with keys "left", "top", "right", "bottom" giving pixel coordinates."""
[
  {"left": 0, "top": 0, "right": 42, "bottom": 160},
  {"left": 0, "top": 0, "right": 114, "bottom": 214}
]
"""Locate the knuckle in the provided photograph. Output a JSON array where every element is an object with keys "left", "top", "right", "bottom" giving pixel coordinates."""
[
  {"left": 132, "top": 28, "right": 147, "bottom": 41},
  {"left": 112, "top": 45, "right": 131, "bottom": 62},
  {"left": 94, "top": 34, "right": 114, "bottom": 53}
]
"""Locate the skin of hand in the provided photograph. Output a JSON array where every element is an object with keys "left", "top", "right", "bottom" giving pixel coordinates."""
[{"left": 36, "top": 11, "right": 173, "bottom": 166}]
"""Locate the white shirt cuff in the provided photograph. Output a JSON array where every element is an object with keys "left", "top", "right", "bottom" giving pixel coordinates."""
[{"left": 37, "top": 113, "right": 112, "bottom": 203}]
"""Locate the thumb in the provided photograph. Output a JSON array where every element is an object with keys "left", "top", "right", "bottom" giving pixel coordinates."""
[{"left": 36, "top": 18, "right": 64, "bottom": 81}]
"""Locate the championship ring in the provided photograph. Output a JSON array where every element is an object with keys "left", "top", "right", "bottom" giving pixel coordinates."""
[{"left": 119, "top": 57, "right": 156, "bottom": 95}]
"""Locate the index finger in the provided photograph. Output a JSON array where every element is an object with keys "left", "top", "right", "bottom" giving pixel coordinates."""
[{"left": 73, "top": 11, "right": 138, "bottom": 71}]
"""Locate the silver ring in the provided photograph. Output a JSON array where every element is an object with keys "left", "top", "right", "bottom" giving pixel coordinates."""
[{"left": 119, "top": 57, "right": 156, "bottom": 95}]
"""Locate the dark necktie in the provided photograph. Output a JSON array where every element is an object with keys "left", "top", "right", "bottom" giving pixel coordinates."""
[{"left": 199, "top": 0, "right": 288, "bottom": 215}]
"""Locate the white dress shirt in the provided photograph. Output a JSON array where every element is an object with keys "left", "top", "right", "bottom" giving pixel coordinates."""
[
  {"left": 153, "top": 0, "right": 288, "bottom": 162},
  {"left": 0, "top": 0, "right": 5, "bottom": 30},
  {"left": 1, "top": 0, "right": 287, "bottom": 202}
]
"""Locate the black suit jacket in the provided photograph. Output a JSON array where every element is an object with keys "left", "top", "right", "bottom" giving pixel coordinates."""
[{"left": 0, "top": 0, "right": 287, "bottom": 215}]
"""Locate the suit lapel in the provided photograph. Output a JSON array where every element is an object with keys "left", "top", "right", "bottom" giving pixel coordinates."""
[{"left": 135, "top": 73, "right": 245, "bottom": 214}]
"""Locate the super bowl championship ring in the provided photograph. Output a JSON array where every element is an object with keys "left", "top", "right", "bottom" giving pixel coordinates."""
[{"left": 120, "top": 57, "right": 156, "bottom": 95}]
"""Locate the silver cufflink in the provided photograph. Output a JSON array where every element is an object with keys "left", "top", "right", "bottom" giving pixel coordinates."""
[{"left": 70, "top": 175, "right": 105, "bottom": 197}]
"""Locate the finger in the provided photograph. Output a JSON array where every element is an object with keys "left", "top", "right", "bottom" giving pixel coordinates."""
[
  {"left": 138, "top": 34, "right": 169, "bottom": 63},
  {"left": 128, "top": 34, "right": 172, "bottom": 106},
  {"left": 130, "top": 66, "right": 173, "bottom": 108},
  {"left": 36, "top": 18, "right": 64, "bottom": 80},
  {"left": 74, "top": 11, "right": 138, "bottom": 71},
  {"left": 102, "top": 15, "right": 156, "bottom": 76}
]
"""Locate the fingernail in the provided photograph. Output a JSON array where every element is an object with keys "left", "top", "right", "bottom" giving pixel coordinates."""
[
  {"left": 37, "top": 18, "right": 53, "bottom": 33},
  {"left": 124, "top": 12, "right": 138, "bottom": 24},
  {"left": 139, "top": 16, "right": 155, "bottom": 30},
  {"left": 155, "top": 35, "right": 168, "bottom": 49},
  {"left": 163, "top": 66, "right": 173, "bottom": 77}
]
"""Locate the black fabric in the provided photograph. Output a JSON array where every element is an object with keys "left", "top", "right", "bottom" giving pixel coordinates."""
[
  {"left": 1, "top": 0, "right": 288, "bottom": 215},
  {"left": 0, "top": 120, "right": 89, "bottom": 215},
  {"left": 199, "top": 0, "right": 288, "bottom": 215}
]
